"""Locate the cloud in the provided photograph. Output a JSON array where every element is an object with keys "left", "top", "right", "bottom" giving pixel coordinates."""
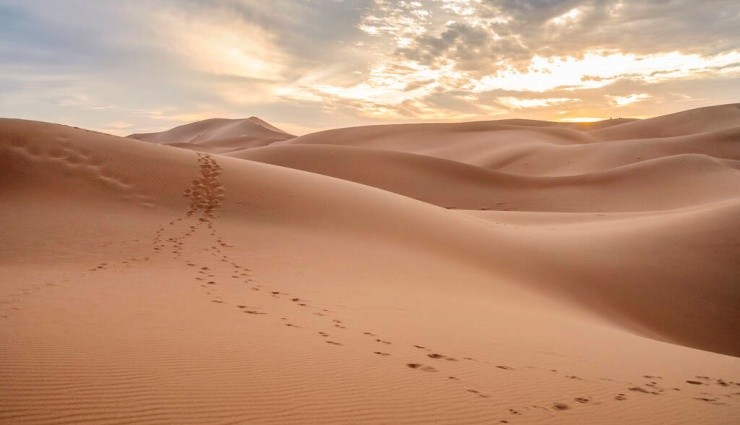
[
  {"left": 149, "top": 6, "right": 288, "bottom": 81},
  {"left": 1, "top": 0, "right": 738, "bottom": 133},
  {"left": 470, "top": 50, "right": 740, "bottom": 92},
  {"left": 498, "top": 96, "right": 580, "bottom": 109},
  {"left": 606, "top": 93, "right": 651, "bottom": 107},
  {"left": 548, "top": 6, "right": 583, "bottom": 27},
  {"left": 275, "top": 0, "right": 739, "bottom": 121}
]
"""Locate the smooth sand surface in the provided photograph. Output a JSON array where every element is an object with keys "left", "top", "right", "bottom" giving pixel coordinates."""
[{"left": 1, "top": 104, "right": 739, "bottom": 424}]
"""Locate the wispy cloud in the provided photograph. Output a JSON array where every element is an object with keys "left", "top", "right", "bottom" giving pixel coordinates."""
[
  {"left": 498, "top": 96, "right": 580, "bottom": 109},
  {"left": 147, "top": 5, "right": 289, "bottom": 81},
  {"left": 607, "top": 93, "right": 651, "bottom": 107}
]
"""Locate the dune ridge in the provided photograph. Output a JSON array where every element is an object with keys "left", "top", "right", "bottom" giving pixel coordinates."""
[
  {"left": 129, "top": 117, "right": 295, "bottom": 154},
  {"left": 1, "top": 105, "right": 739, "bottom": 424},
  {"left": 234, "top": 143, "right": 740, "bottom": 211}
]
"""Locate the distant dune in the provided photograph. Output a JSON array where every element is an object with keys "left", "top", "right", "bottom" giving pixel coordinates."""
[
  {"left": 591, "top": 103, "right": 740, "bottom": 140},
  {"left": 1, "top": 104, "right": 739, "bottom": 424},
  {"left": 129, "top": 116, "right": 295, "bottom": 153}
]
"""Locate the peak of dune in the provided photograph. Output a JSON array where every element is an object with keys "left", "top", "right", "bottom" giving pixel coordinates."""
[
  {"left": 245, "top": 116, "right": 293, "bottom": 135},
  {"left": 128, "top": 116, "right": 295, "bottom": 153},
  {"left": 2, "top": 104, "right": 740, "bottom": 424}
]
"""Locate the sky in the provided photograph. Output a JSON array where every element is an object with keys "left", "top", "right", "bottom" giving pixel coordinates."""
[{"left": 1, "top": 0, "right": 739, "bottom": 136}]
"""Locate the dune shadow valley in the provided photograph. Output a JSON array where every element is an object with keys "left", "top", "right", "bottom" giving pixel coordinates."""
[{"left": 0, "top": 103, "right": 738, "bottom": 424}]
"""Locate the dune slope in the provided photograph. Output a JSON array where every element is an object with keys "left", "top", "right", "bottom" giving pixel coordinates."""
[
  {"left": 591, "top": 104, "right": 740, "bottom": 141},
  {"left": 235, "top": 143, "right": 740, "bottom": 211}
]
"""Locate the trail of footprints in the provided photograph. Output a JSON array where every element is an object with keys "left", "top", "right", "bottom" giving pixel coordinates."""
[
  {"left": 193, "top": 250, "right": 740, "bottom": 423},
  {"left": 6, "top": 151, "right": 738, "bottom": 423},
  {"left": 0, "top": 136, "right": 160, "bottom": 316},
  {"left": 2, "top": 132, "right": 157, "bottom": 207},
  {"left": 157, "top": 157, "right": 737, "bottom": 422}
]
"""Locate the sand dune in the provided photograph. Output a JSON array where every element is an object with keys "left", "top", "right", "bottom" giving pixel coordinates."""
[
  {"left": 253, "top": 105, "right": 739, "bottom": 178},
  {"left": 591, "top": 104, "right": 740, "bottom": 141},
  {"left": 483, "top": 117, "right": 640, "bottom": 130},
  {"left": 129, "top": 117, "right": 295, "bottom": 154},
  {"left": 234, "top": 144, "right": 739, "bottom": 211},
  {"left": 2, "top": 106, "right": 739, "bottom": 424},
  {"left": 282, "top": 121, "right": 597, "bottom": 172}
]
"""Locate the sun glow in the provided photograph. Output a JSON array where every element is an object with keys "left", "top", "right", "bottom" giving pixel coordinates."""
[
  {"left": 153, "top": 9, "right": 287, "bottom": 80},
  {"left": 277, "top": 48, "right": 740, "bottom": 120},
  {"left": 471, "top": 50, "right": 740, "bottom": 93},
  {"left": 607, "top": 93, "right": 652, "bottom": 106},
  {"left": 559, "top": 117, "right": 605, "bottom": 123},
  {"left": 498, "top": 97, "right": 579, "bottom": 109},
  {"left": 549, "top": 7, "right": 583, "bottom": 26}
]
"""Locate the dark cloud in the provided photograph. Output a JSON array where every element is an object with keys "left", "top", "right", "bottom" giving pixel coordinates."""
[{"left": 396, "top": 20, "right": 531, "bottom": 74}]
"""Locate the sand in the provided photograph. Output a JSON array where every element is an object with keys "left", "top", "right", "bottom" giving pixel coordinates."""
[{"left": 1, "top": 104, "right": 739, "bottom": 424}]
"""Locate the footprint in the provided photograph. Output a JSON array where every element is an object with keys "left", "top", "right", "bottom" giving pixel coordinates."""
[
  {"left": 374, "top": 352, "right": 390, "bottom": 356},
  {"left": 326, "top": 341, "right": 343, "bottom": 346},
  {"left": 427, "top": 353, "right": 457, "bottom": 361},
  {"left": 694, "top": 397, "right": 721, "bottom": 403},
  {"left": 406, "top": 363, "right": 437, "bottom": 372},
  {"left": 552, "top": 403, "right": 570, "bottom": 411}
]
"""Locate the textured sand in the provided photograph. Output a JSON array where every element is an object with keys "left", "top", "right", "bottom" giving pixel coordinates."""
[{"left": 1, "top": 104, "right": 739, "bottom": 424}]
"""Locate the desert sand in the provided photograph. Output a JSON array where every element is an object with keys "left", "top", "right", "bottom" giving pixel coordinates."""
[{"left": 2, "top": 104, "right": 739, "bottom": 424}]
